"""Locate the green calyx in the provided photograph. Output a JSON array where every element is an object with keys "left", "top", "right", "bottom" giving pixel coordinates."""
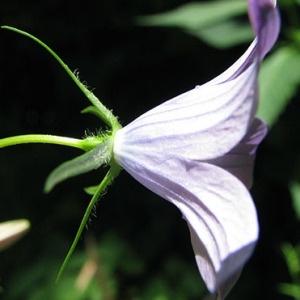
[
  {"left": 44, "top": 136, "right": 114, "bottom": 193},
  {"left": 0, "top": 26, "right": 122, "bottom": 280}
]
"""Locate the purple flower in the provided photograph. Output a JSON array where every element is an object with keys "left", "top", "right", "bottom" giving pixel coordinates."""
[{"left": 113, "top": 0, "right": 279, "bottom": 297}]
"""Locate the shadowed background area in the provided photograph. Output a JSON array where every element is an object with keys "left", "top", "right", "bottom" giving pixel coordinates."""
[{"left": 0, "top": 0, "right": 300, "bottom": 299}]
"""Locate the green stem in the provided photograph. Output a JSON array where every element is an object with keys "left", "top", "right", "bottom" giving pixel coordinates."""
[
  {"left": 56, "top": 162, "right": 121, "bottom": 282},
  {"left": 0, "top": 134, "right": 97, "bottom": 151},
  {"left": 1, "top": 26, "right": 121, "bottom": 131}
]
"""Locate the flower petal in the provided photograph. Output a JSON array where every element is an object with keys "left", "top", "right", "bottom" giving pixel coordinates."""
[
  {"left": 203, "top": 269, "right": 242, "bottom": 300},
  {"left": 113, "top": 0, "right": 279, "bottom": 296},
  {"left": 209, "top": 0, "right": 279, "bottom": 84},
  {"left": 248, "top": 0, "right": 280, "bottom": 60},
  {"left": 114, "top": 154, "right": 258, "bottom": 292},
  {"left": 114, "top": 58, "right": 257, "bottom": 161},
  {"left": 114, "top": 0, "right": 279, "bottom": 163},
  {"left": 206, "top": 117, "right": 268, "bottom": 189}
]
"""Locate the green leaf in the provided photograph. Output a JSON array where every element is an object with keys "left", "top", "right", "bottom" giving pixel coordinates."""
[
  {"left": 279, "top": 283, "right": 300, "bottom": 300},
  {"left": 257, "top": 46, "right": 300, "bottom": 127},
  {"left": 84, "top": 185, "right": 99, "bottom": 195},
  {"left": 136, "top": 0, "right": 249, "bottom": 47},
  {"left": 137, "top": 1, "right": 247, "bottom": 30},
  {"left": 191, "top": 20, "right": 252, "bottom": 48}
]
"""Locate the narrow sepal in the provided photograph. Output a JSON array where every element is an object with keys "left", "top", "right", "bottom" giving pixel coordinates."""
[{"left": 44, "top": 139, "right": 112, "bottom": 193}]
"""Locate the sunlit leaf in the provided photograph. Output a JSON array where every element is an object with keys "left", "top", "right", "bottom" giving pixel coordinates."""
[
  {"left": 137, "top": 1, "right": 247, "bottom": 30},
  {"left": 257, "top": 46, "right": 300, "bottom": 127}
]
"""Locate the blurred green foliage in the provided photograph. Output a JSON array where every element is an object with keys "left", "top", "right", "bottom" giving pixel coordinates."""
[
  {"left": 136, "top": 0, "right": 252, "bottom": 48},
  {"left": 279, "top": 243, "right": 300, "bottom": 299},
  {"left": 0, "top": 0, "right": 300, "bottom": 299},
  {"left": 258, "top": 46, "right": 300, "bottom": 127}
]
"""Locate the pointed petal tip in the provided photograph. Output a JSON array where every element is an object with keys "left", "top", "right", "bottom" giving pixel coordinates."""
[
  {"left": 192, "top": 225, "right": 258, "bottom": 294},
  {"left": 248, "top": 0, "right": 280, "bottom": 60}
]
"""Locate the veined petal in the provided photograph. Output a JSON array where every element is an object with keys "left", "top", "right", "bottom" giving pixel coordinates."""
[
  {"left": 114, "top": 1, "right": 279, "bottom": 162},
  {"left": 114, "top": 59, "right": 257, "bottom": 161},
  {"left": 112, "top": 0, "right": 279, "bottom": 296},
  {"left": 114, "top": 152, "right": 258, "bottom": 293},
  {"left": 207, "top": 38, "right": 258, "bottom": 85},
  {"left": 207, "top": 117, "right": 268, "bottom": 189}
]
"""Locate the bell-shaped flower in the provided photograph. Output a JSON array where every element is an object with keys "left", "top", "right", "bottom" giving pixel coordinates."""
[
  {"left": 113, "top": 0, "right": 280, "bottom": 297},
  {"left": 0, "top": 0, "right": 280, "bottom": 296}
]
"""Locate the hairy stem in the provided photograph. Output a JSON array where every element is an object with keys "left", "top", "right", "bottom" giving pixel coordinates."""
[{"left": 1, "top": 26, "right": 121, "bottom": 131}]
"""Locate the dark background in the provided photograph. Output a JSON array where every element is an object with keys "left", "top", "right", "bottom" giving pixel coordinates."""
[{"left": 0, "top": 0, "right": 299, "bottom": 299}]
